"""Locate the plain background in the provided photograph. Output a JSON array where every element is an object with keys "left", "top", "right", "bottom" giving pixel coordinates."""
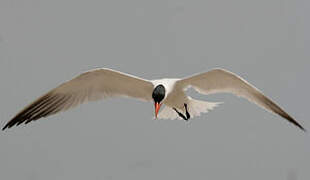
[{"left": 0, "top": 0, "right": 309, "bottom": 179}]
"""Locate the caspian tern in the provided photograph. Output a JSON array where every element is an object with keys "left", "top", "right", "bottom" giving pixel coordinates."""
[{"left": 2, "top": 68, "right": 305, "bottom": 131}]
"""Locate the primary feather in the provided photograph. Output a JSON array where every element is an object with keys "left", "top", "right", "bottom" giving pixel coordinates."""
[{"left": 2, "top": 68, "right": 154, "bottom": 130}]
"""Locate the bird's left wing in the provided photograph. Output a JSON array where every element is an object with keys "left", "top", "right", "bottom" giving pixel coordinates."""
[
  {"left": 3, "top": 68, "right": 154, "bottom": 130},
  {"left": 176, "top": 68, "right": 305, "bottom": 131}
]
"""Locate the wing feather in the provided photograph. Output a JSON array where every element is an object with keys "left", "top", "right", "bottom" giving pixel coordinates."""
[
  {"left": 3, "top": 68, "right": 154, "bottom": 130},
  {"left": 177, "top": 68, "right": 305, "bottom": 131}
]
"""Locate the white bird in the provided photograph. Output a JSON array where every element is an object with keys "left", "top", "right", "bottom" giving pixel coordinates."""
[{"left": 2, "top": 68, "right": 305, "bottom": 131}]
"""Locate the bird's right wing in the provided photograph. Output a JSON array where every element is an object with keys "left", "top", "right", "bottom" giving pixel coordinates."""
[
  {"left": 3, "top": 68, "right": 154, "bottom": 130},
  {"left": 176, "top": 68, "right": 305, "bottom": 131}
]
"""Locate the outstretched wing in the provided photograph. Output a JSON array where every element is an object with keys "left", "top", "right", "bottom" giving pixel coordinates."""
[
  {"left": 3, "top": 68, "right": 154, "bottom": 130},
  {"left": 176, "top": 68, "right": 305, "bottom": 131}
]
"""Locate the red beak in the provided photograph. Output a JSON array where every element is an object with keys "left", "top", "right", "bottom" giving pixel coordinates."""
[{"left": 154, "top": 102, "right": 161, "bottom": 118}]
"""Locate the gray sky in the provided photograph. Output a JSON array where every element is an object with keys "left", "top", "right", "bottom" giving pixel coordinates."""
[{"left": 0, "top": 0, "right": 309, "bottom": 179}]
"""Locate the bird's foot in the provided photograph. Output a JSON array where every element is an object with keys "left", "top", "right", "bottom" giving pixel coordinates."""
[
  {"left": 173, "top": 103, "right": 191, "bottom": 121},
  {"left": 184, "top": 103, "right": 191, "bottom": 120}
]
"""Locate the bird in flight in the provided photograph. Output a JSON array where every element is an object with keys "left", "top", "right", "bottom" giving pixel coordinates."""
[{"left": 2, "top": 68, "right": 305, "bottom": 131}]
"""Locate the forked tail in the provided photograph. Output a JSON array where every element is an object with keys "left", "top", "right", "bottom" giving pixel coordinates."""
[
  {"left": 187, "top": 97, "right": 222, "bottom": 118},
  {"left": 157, "top": 97, "right": 222, "bottom": 120}
]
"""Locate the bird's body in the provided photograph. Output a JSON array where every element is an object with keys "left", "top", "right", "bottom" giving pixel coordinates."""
[
  {"left": 2, "top": 68, "right": 305, "bottom": 131},
  {"left": 151, "top": 78, "right": 218, "bottom": 120}
]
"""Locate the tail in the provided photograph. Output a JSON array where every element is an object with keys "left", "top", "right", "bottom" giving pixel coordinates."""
[
  {"left": 187, "top": 97, "right": 222, "bottom": 118},
  {"left": 157, "top": 97, "right": 222, "bottom": 120}
]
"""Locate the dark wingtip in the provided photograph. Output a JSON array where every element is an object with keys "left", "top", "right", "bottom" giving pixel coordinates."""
[
  {"left": 282, "top": 113, "right": 306, "bottom": 132},
  {"left": 2, "top": 119, "right": 17, "bottom": 131},
  {"left": 293, "top": 122, "right": 306, "bottom": 132},
  {"left": 259, "top": 94, "right": 306, "bottom": 132},
  {"left": 2, "top": 93, "right": 65, "bottom": 131},
  {"left": 293, "top": 121, "right": 306, "bottom": 132},
  {"left": 2, "top": 125, "right": 8, "bottom": 131},
  {"left": 301, "top": 127, "right": 306, "bottom": 132},
  {"left": 2, "top": 122, "right": 16, "bottom": 131},
  {"left": 2, "top": 114, "right": 24, "bottom": 131}
]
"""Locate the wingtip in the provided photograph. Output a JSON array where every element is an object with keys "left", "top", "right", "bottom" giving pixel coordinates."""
[
  {"left": 289, "top": 118, "right": 306, "bottom": 132},
  {"left": 2, "top": 118, "right": 22, "bottom": 131},
  {"left": 2, "top": 124, "right": 10, "bottom": 131},
  {"left": 298, "top": 124, "right": 306, "bottom": 132}
]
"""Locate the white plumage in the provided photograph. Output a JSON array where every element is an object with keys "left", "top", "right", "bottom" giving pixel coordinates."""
[
  {"left": 158, "top": 97, "right": 221, "bottom": 120},
  {"left": 2, "top": 68, "right": 305, "bottom": 131}
]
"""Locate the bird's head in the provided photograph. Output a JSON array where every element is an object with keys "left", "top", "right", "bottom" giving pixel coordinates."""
[{"left": 152, "top": 84, "right": 165, "bottom": 118}]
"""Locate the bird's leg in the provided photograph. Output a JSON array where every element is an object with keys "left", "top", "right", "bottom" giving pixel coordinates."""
[
  {"left": 173, "top": 108, "right": 188, "bottom": 121},
  {"left": 184, "top": 103, "right": 191, "bottom": 120},
  {"left": 173, "top": 103, "right": 191, "bottom": 121}
]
